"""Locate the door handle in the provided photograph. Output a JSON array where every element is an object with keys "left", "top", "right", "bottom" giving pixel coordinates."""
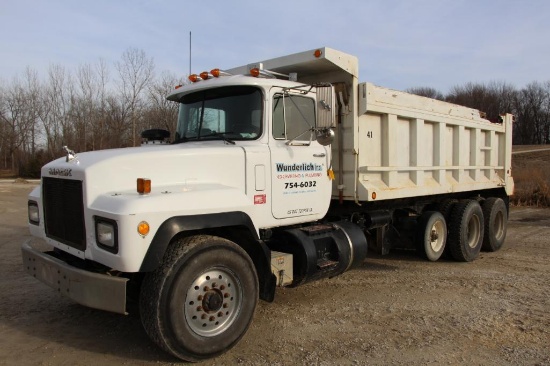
[{"left": 313, "top": 153, "right": 326, "bottom": 158}]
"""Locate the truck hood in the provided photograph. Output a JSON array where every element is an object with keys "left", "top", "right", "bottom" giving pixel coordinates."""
[{"left": 42, "top": 143, "right": 246, "bottom": 205}]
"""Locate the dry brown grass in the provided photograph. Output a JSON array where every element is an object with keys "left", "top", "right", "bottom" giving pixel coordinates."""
[
  {"left": 0, "top": 170, "right": 16, "bottom": 179},
  {"left": 511, "top": 147, "right": 550, "bottom": 207}
]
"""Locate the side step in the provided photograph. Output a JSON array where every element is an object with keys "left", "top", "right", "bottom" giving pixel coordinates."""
[{"left": 270, "top": 251, "right": 293, "bottom": 287}]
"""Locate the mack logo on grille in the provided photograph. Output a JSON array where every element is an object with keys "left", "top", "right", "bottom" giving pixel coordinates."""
[{"left": 48, "top": 168, "right": 72, "bottom": 177}]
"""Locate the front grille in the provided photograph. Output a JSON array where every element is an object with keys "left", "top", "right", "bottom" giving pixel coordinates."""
[{"left": 43, "top": 177, "right": 86, "bottom": 251}]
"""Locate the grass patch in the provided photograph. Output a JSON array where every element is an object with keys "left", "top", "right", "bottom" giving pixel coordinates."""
[
  {"left": 511, "top": 147, "right": 550, "bottom": 207},
  {"left": 0, "top": 170, "right": 16, "bottom": 179}
]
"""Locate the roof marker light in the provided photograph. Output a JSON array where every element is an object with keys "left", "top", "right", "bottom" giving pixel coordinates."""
[
  {"left": 188, "top": 74, "right": 201, "bottom": 83},
  {"left": 250, "top": 68, "right": 260, "bottom": 77},
  {"left": 200, "top": 71, "right": 211, "bottom": 80},
  {"left": 211, "top": 69, "right": 232, "bottom": 77},
  {"left": 314, "top": 49, "right": 322, "bottom": 58}
]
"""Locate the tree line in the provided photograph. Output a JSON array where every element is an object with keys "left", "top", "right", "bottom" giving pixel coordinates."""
[
  {"left": 406, "top": 81, "right": 550, "bottom": 145},
  {"left": 1, "top": 48, "right": 549, "bottom": 177},
  {"left": 0, "top": 48, "right": 181, "bottom": 177}
]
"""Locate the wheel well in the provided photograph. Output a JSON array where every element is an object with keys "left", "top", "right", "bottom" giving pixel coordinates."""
[{"left": 139, "top": 213, "right": 276, "bottom": 303}]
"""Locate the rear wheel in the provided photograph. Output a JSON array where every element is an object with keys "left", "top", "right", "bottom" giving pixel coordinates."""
[
  {"left": 416, "top": 211, "right": 447, "bottom": 261},
  {"left": 437, "top": 199, "right": 457, "bottom": 259},
  {"left": 448, "top": 200, "right": 484, "bottom": 262},
  {"left": 140, "top": 235, "right": 258, "bottom": 362},
  {"left": 481, "top": 197, "right": 508, "bottom": 252}
]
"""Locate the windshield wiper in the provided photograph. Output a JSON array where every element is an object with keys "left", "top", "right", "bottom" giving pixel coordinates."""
[
  {"left": 200, "top": 132, "right": 236, "bottom": 145},
  {"left": 172, "top": 136, "right": 202, "bottom": 145}
]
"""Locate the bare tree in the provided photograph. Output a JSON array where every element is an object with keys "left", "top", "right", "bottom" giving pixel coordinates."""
[
  {"left": 446, "top": 81, "right": 517, "bottom": 123},
  {"left": 75, "top": 60, "right": 111, "bottom": 152},
  {"left": 0, "top": 74, "right": 39, "bottom": 172},
  {"left": 38, "top": 64, "right": 75, "bottom": 160},
  {"left": 405, "top": 86, "right": 445, "bottom": 101},
  {"left": 115, "top": 48, "right": 155, "bottom": 146},
  {"left": 143, "top": 70, "right": 181, "bottom": 139},
  {"left": 514, "top": 82, "right": 549, "bottom": 144}
]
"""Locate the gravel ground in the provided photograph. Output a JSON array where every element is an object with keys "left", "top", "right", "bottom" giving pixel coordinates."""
[{"left": 1, "top": 182, "right": 549, "bottom": 365}]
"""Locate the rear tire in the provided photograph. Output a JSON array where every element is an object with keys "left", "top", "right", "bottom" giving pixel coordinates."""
[
  {"left": 416, "top": 211, "right": 447, "bottom": 261},
  {"left": 448, "top": 200, "right": 484, "bottom": 262},
  {"left": 437, "top": 199, "right": 457, "bottom": 259},
  {"left": 140, "top": 235, "right": 258, "bottom": 362},
  {"left": 481, "top": 197, "right": 508, "bottom": 252}
]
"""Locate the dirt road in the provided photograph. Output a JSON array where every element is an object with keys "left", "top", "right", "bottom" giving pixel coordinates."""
[{"left": 1, "top": 182, "right": 549, "bottom": 365}]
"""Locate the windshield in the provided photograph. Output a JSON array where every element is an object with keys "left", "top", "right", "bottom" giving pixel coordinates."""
[{"left": 175, "top": 86, "right": 262, "bottom": 143}]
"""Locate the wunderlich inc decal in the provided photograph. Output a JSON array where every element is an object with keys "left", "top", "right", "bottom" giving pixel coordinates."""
[{"left": 275, "top": 162, "right": 323, "bottom": 172}]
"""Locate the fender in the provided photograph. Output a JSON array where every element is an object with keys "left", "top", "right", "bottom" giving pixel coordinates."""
[
  {"left": 139, "top": 211, "right": 277, "bottom": 302},
  {"left": 140, "top": 211, "right": 258, "bottom": 272}
]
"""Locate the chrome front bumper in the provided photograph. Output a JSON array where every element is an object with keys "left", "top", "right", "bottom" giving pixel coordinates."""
[{"left": 22, "top": 238, "right": 128, "bottom": 314}]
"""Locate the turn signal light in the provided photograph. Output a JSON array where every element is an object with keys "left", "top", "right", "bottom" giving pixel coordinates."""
[
  {"left": 137, "top": 221, "right": 150, "bottom": 236},
  {"left": 137, "top": 178, "right": 151, "bottom": 194}
]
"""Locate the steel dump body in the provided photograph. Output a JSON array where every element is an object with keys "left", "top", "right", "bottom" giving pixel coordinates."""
[
  {"left": 229, "top": 47, "right": 514, "bottom": 204},
  {"left": 349, "top": 83, "right": 514, "bottom": 202}
]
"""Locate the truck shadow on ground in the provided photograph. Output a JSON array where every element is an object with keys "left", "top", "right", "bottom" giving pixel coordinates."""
[{"left": 2, "top": 296, "right": 178, "bottom": 363}]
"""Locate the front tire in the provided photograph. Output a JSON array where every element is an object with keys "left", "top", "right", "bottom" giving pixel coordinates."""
[{"left": 140, "top": 235, "right": 259, "bottom": 362}]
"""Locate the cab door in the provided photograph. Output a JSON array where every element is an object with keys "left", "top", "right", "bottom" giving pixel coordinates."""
[{"left": 269, "top": 90, "right": 332, "bottom": 219}]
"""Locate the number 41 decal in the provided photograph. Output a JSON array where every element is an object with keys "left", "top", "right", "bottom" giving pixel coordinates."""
[{"left": 366, "top": 131, "right": 373, "bottom": 138}]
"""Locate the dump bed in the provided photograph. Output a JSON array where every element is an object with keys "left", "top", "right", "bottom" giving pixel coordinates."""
[
  {"left": 336, "top": 83, "right": 514, "bottom": 202},
  {"left": 226, "top": 47, "right": 514, "bottom": 203}
]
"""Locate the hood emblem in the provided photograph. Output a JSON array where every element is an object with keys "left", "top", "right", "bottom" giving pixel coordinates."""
[{"left": 63, "top": 146, "right": 78, "bottom": 163}]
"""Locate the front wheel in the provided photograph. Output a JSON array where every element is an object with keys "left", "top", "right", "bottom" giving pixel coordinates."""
[{"left": 140, "top": 235, "right": 259, "bottom": 362}]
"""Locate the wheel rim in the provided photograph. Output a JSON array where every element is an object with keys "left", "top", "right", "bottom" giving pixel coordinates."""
[
  {"left": 185, "top": 267, "right": 242, "bottom": 337},
  {"left": 429, "top": 220, "right": 445, "bottom": 252},
  {"left": 467, "top": 214, "right": 481, "bottom": 248},
  {"left": 493, "top": 211, "right": 505, "bottom": 241}
]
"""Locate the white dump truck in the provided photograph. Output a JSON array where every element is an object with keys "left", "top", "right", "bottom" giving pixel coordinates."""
[{"left": 22, "top": 47, "right": 514, "bottom": 361}]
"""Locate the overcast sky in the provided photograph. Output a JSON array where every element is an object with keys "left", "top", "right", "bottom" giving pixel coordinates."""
[{"left": 1, "top": 0, "right": 549, "bottom": 93}]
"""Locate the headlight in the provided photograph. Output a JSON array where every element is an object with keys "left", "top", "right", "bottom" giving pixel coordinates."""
[
  {"left": 95, "top": 217, "right": 118, "bottom": 253},
  {"left": 28, "top": 201, "right": 39, "bottom": 225}
]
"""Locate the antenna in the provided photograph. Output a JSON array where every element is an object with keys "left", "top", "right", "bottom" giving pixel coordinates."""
[{"left": 189, "top": 31, "right": 192, "bottom": 75}]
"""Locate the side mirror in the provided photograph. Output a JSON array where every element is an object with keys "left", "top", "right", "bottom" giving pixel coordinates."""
[
  {"left": 316, "top": 85, "right": 335, "bottom": 129},
  {"left": 315, "top": 85, "right": 335, "bottom": 146},
  {"left": 316, "top": 128, "right": 334, "bottom": 146}
]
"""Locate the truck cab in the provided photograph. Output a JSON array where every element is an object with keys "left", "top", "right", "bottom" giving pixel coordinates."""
[{"left": 168, "top": 73, "right": 334, "bottom": 224}]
